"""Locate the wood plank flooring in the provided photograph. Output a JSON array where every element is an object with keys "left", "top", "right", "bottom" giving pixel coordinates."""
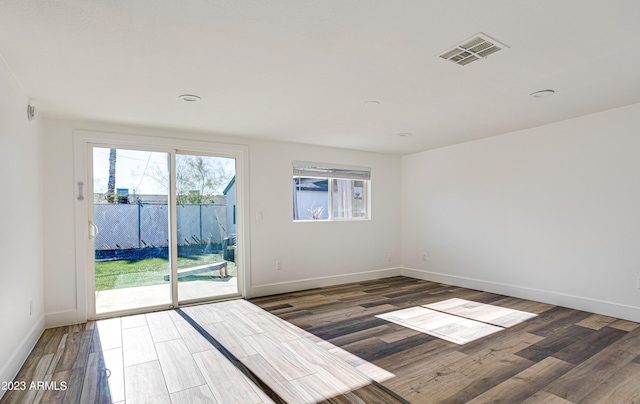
[
  {"left": 1, "top": 299, "right": 397, "bottom": 403},
  {"left": 251, "top": 276, "right": 640, "bottom": 403},
  {"left": 3, "top": 276, "right": 640, "bottom": 403}
]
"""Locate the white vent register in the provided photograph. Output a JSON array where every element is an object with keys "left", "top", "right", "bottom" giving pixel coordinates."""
[{"left": 439, "top": 33, "right": 508, "bottom": 66}]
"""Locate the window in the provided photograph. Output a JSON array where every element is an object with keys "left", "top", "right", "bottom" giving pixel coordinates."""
[{"left": 293, "top": 162, "right": 370, "bottom": 221}]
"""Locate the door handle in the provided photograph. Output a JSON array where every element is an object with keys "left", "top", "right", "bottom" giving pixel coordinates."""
[
  {"left": 89, "top": 221, "right": 98, "bottom": 239},
  {"left": 77, "top": 181, "right": 84, "bottom": 201}
]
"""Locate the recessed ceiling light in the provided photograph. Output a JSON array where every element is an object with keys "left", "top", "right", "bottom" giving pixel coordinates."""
[
  {"left": 179, "top": 94, "right": 201, "bottom": 102},
  {"left": 397, "top": 132, "right": 413, "bottom": 137},
  {"left": 529, "top": 90, "right": 555, "bottom": 98},
  {"left": 365, "top": 101, "right": 380, "bottom": 107}
]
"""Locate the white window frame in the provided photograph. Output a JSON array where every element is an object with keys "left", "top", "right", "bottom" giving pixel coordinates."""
[{"left": 293, "top": 161, "right": 371, "bottom": 222}]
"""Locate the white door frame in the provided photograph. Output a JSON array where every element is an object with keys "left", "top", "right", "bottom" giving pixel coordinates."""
[{"left": 73, "top": 130, "right": 251, "bottom": 321}]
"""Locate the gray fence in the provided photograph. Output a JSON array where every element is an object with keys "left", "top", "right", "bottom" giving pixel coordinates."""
[{"left": 94, "top": 203, "right": 228, "bottom": 250}]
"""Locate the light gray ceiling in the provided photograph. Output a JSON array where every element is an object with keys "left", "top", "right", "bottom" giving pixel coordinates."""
[{"left": 2, "top": 1, "right": 640, "bottom": 155}]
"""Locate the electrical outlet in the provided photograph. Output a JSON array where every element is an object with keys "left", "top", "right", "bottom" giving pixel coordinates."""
[
  {"left": 30, "top": 300, "right": 33, "bottom": 315},
  {"left": 387, "top": 253, "right": 392, "bottom": 262},
  {"left": 637, "top": 276, "right": 640, "bottom": 290},
  {"left": 422, "top": 252, "right": 428, "bottom": 261},
  {"left": 275, "top": 260, "right": 282, "bottom": 270}
]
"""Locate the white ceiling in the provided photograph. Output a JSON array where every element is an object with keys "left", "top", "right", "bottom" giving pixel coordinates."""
[{"left": 2, "top": 1, "right": 640, "bottom": 155}]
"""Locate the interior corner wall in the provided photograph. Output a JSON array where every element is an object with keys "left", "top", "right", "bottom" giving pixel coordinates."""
[
  {"left": 0, "top": 60, "right": 44, "bottom": 394},
  {"left": 41, "top": 119, "right": 402, "bottom": 326},
  {"left": 401, "top": 103, "right": 640, "bottom": 322}
]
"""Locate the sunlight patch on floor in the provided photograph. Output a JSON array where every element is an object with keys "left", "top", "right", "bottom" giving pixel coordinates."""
[
  {"left": 377, "top": 298, "right": 537, "bottom": 345},
  {"left": 187, "top": 299, "right": 396, "bottom": 402},
  {"left": 270, "top": 306, "right": 396, "bottom": 384},
  {"left": 424, "top": 298, "right": 538, "bottom": 327}
]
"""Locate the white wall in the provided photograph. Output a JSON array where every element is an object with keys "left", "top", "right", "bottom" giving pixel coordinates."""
[
  {"left": 402, "top": 103, "right": 640, "bottom": 322},
  {"left": 38, "top": 102, "right": 640, "bottom": 328},
  {"left": 0, "top": 60, "right": 44, "bottom": 395},
  {"left": 249, "top": 140, "right": 402, "bottom": 295},
  {"left": 42, "top": 119, "right": 402, "bottom": 326}
]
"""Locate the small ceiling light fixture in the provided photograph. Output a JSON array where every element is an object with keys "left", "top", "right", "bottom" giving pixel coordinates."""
[
  {"left": 178, "top": 94, "right": 201, "bottom": 102},
  {"left": 365, "top": 100, "right": 380, "bottom": 107},
  {"left": 529, "top": 89, "right": 555, "bottom": 99},
  {"left": 397, "top": 132, "right": 413, "bottom": 137}
]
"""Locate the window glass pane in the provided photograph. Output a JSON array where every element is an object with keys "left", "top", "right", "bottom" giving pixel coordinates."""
[
  {"left": 353, "top": 180, "right": 367, "bottom": 217},
  {"left": 175, "top": 154, "right": 238, "bottom": 303},
  {"left": 293, "top": 177, "right": 329, "bottom": 220},
  {"left": 332, "top": 179, "right": 367, "bottom": 218}
]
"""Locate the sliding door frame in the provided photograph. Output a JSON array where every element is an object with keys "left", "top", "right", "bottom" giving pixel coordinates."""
[{"left": 73, "top": 130, "right": 251, "bottom": 321}]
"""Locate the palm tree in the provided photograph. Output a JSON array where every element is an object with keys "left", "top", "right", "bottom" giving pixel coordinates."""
[{"left": 106, "top": 148, "right": 116, "bottom": 203}]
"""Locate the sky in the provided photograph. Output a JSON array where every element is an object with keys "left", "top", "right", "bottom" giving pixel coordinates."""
[{"left": 93, "top": 147, "right": 235, "bottom": 195}]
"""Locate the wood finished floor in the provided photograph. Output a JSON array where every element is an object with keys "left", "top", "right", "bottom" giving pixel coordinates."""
[
  {"left": 251, "top": 277, "right": 640, "bottom": 403},
  {"left": 3, "top": 276, "right": 640, "bottom": 403},
  {"left": 1, "top": 299, "right": 397, "bottom": 404}
]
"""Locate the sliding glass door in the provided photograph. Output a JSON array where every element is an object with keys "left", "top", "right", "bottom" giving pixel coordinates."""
[
  {"left": 90, "top": 146, "right": 239, "bottom": 316},
  {"left": 92, "top": 147, "right": 171, "bottom": 314},
  {"left": 175, "top": 153, "right": 238, "bottom": 303}
]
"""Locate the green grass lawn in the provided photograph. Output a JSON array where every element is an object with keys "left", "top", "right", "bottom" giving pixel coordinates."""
[{"left": 95, "top": 253, "right": 237, "bottom": 291}]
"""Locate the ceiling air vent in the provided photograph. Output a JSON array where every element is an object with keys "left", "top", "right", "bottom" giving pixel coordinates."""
[{"left": 438, "top": 33, "right": 508, "bottom": 66}]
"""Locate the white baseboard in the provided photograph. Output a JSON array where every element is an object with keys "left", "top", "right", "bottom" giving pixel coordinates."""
[
  {"left": 249, "top": 267, "right": 402, "bottom": 298},
  {"left": 0, "top": 316, "right": 45, "bottom": 400},
  {"left": 402, "top": 267, "right": 640, "bottom": 323},
  {"left": 45, "top": 310, "right": 80, "bottom": 328}
]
